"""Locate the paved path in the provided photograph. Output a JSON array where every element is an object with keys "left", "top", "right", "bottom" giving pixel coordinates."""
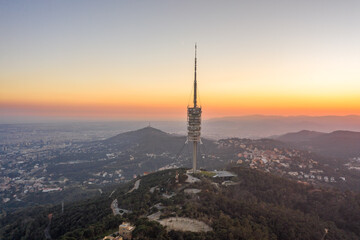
[{"left": 127, "top": 179, "right": 141, "bottom": 194}]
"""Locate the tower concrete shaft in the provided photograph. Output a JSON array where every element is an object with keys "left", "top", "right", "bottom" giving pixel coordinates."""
[
  {"left": 187, "top": 44, "right": 202, "bottom": 173},
  {"left": 193, "top": 141, "right": 197, "bottom": 173}
]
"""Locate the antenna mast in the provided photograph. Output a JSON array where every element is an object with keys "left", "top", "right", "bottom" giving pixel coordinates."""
[{"left": 194, "top": 44, "right": 197, "bottom": 107}]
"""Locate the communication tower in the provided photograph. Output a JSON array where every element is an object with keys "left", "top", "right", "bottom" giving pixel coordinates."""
[{"left": 187, "top": 44, "right": 202, "bottom": 173}]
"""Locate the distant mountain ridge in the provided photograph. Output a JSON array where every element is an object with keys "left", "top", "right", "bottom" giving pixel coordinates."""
[
  {"left": 276, "top": 130, "right": 360, "bottom": 159},
  {"left": 276, "top": 130, "right": 325, "bottom": 142},
  {"left": 202, "top": 115, "right": 360, "bottom": 139}
]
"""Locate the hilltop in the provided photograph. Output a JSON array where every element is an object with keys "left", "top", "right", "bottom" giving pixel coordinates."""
[{"left": 1, "top": 167, "right": 360, "bottom": 239}]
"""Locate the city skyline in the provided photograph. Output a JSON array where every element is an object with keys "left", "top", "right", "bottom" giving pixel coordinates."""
[{"left": 1, "top": 1, "right": 360, "bottom": 122}]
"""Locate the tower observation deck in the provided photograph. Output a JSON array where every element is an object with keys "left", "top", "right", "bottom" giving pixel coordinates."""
[{"left": 187, "top": 44, "right": 202, "bottom": 173}]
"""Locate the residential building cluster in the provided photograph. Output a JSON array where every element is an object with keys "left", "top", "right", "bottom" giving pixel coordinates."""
[{"left": 217, "top": 138, "right": 345, "bottom": 185}]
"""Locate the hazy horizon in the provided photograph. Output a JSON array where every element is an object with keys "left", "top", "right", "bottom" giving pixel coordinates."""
[
  {"left": 2, "top": 113, "right": 360, "bottom": 125},
  {"left": 3, "top": 114, "right": 360, "bottom": 141}
]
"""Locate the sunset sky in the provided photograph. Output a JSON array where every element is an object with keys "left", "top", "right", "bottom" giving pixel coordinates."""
[{"left": 1, "top": 1, "right": 360, "bottom": 122}]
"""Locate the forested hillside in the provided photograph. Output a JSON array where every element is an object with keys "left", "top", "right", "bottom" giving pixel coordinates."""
[{"left": 1, "top": 167, "right": 360, "bottom": 240}]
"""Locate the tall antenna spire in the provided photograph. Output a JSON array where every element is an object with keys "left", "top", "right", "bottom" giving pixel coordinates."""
[{"left": 194, "top": 43, "right": 197, "bottom": 108}]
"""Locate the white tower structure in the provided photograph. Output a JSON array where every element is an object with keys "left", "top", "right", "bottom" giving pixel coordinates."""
[{"left": 187, "top": 44, "right": 202, "bottom": 173}]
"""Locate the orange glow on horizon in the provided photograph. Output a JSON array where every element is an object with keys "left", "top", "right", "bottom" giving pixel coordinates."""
[{"left": 2, "top": 92, "right": 360, "bottom": 120}]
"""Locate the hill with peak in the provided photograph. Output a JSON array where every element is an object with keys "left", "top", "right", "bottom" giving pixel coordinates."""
[
  {"left": 106, "top": 126, "right": 170, "bottom": 142},
  {"left": 276, "top": 130, "right": 360, "bottom": 158},
  {"left": 103, "top": 126, "right": 189, "bottom": 154}
]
